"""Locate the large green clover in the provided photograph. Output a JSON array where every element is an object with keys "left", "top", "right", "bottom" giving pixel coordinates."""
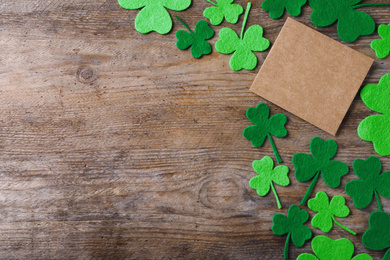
[
  {"left": 358, "top": 74, "right": 390, "bottom": 156},
  {"left": 362, "top": 211, "right": 390, "bottom": 260},
  {"left": 262, "top": 0, "right": 307, "bottom": 19},
  {"left": 308, "top": 191, "right": 356, "bottom": 235},
  {"left": 203, "top": 0, "right": 244, "bottom": 25},
  {"left": 297, "top": 236, "right": 373, "bottom": 260},
  {"left": 345, "top": 156, "right": 390, "bottom": 211},
  {"left": 118, "top": 0, "right": 191, "bottom": 34},
  {"left": 371, "top": 23, "right": 390, "bottom": 59},
  {"left": 292, "top": 137, "right": 348, "bottom": 205},
  {"left": 272, "top": 205, "right": 312, "bottom": 259}
]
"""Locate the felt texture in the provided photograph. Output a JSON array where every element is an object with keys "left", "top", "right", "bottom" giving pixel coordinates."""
[
  {"left": 249, "top": 156, "right": 289, "bottom": 209},
  {"left": 309, "top": 0, "right": 375, "bottom": 42},
  {"left": 358, "top": 74, "right": 390, "bottom": 156},
  {"left": 203, "top": 0, "right": 243, "bottom": 25},
  {"left": 215, "top": 2, "right": 270, "bottom": 71},
  {"left": 293, "top": 137, "right": 349, "bottom": 205},
  {"left": 272, "top": 204, "right": 312, "bottom": 259},
  {"left": 243, "top": 103, "right": 287, "bottom": 163},
  {"left": 345, "top": 156, "right": 390, "bottom": 211},
  {"left": 175, "top": 17, "right": 214, "bottom": 58},
  {"left": 308, "top": 191, "right": 356, "bottom": 235},
  {"left": 371, "top": 24, "right": 390, "bottom": 59},
  {"left": 118, "top": 0, "right": 191, "bottom": 34},
  {"left": 297, "top": 236, "right": 373, "bottom": 260},
  {"left": 262, "top": 0, "right": 307, "bottom": 19},
  {"left": 362, "top": 211, "right": 390, "bottom": 260}
]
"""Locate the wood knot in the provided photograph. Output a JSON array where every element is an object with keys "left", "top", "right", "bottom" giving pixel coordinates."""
[{"left": 77, "top": 67, "right": 98, "bottom": 84}]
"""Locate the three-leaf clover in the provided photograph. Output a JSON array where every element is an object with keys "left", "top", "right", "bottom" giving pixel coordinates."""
[
  {"left": 215, "top": 2, "right": 270, "bottom": 71},
  {"left": 118, "top": 0, "right": 192, "bottom": 34},
  {"left": 371, "top": 24, "right": 390, "bottom": 59},
  {"left": 175, "top": 16, "right": 214, "bottom": 58},
  {"left": 292, "top": 137, "right": 348, "bottom": 206},
  {"left": 345, "top": 156, "right": 390, "bottom": 211},
  {"left": 203, "top": 0, "right": 244, "bottom": 25},
  {"left": 243, "top": 103, "right": 287, "bottom": 163},
  {"left": 308, "top": 191, "right": 356, "bottom": 235},
  {"left": 249, "top": 156, "right": 289, "bottom": 209},
  {"left": 362, "top": 211, "right": 390, "bottom": 260},
  {"left": 358, "top": 74, "right": 390, "bottom": 156},
  {"left": 297, "top": 236, "right": 373, "bottom": 260},
  {"left": 272, "top": 204, "right": 312, "bottom": 259},
  {"left": 262, "top": 0, "right": 307, "bottom": 19}
]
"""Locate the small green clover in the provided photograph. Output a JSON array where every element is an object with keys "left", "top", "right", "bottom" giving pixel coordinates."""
[
  {"left": 371, "top": 24, "right": 390, "bottom": 59},
  {"left": 215, "top": 2, "right": 270, "bottom": 71},
  {"left": 297, "top": 236, "right": 373, "bottom": 260},
  {"left": 175, "top": 16, "right": 214, "bottom": 58},
  {"left": 243, "top": 103, "right": 287, "bottom": 164},
  {"left": 272, "top": 205, "right": 312, "bottom": 259},
  {"left": 262, "top": 0, "right": 307, "bottom": 19},
  {"left": 249, "top": 156, "right": 289, "bottom": 209},
  {"left": 118, "top": 0, "right": 191, "bottom": 34},
  {"left": 203, "top": 0, "right": 244, "bottom": 25},
  {"left": 362, "top": 211, "right": 390, "bottom": 260},
  {"left": 345, "top": 156, "right": 390, "bottom": 211},
  {"left": 292, "top": 137, "right": 348, "bottom": 206},
  {"left": 308, "top": 191, "right": 356, "bottom": 235},
  {"left": 358, "top": 74, "right": 390, "bottom": 156}
]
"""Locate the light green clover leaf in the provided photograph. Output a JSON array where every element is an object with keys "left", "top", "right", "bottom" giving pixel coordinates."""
[
  {"left": 371, "top": 24, "right": 390, "bottom": 59},
  {"left": 203, "top": 0, "right": 244, "bottom": 25}
]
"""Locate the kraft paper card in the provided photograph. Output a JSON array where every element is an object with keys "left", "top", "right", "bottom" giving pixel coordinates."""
[{"left": 250, "top": 18, "right": 374, "bottom": 135}]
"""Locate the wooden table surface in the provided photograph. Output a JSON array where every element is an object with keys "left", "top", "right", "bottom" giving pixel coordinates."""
[{"left": 1, "top": 0, "right": 389, "bottom": 259}]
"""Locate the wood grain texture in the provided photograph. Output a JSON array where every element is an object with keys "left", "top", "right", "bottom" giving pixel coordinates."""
[{"left": 0, "top": 0, "right": 389, "bottom": 259}]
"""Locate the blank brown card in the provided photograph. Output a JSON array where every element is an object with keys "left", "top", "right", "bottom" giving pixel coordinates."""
[{"left": 250, "top": 18, "right": 374, "bottom": 135}]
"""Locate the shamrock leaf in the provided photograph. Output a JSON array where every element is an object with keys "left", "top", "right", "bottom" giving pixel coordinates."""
[
  {"left": 308, "top": 191, "right": 356, "bottom": 235},
  {"left": 175, "top": 16, "right": 214, "bottom": 58},
  {"left": 203, "top": 0, "right": 244, "bottom": 25},
  {"left": 215, "top": 2, "right": 270, "bottom": 71},
  {"left": 292, "top": 137, "right": 348, "bottom": 205},
  {"left": 345, "top": 156, "right": 390, "bottom": 211},
  {"left": 272, "top": 204, "right": 312, "bottom": 259},
  {"left": 262, "top": 0, "right": 307, "bottom": 19},
  {"left": 297, "top": 236, "right": 373, "bottom": 260},
  {"left": 371, "top": 24, "right": 390, "bottom": 59},
  {"left": 358, "top": 74, "right": 390, "bottom": 156},
  {"left": 118, "top": 0, "right": 191, "bottom": 34},
  {"left": 249, "top": 156, "right": 289, "bottom": 209},
  {"left": 362, "top": 211, "right": 390, "bottom": 260},
  {"left": 243, "top": 103, "right": 287, "bottom": 163}
]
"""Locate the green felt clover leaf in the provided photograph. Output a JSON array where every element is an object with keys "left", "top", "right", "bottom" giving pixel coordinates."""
[
  {"left": 262, "top": 0, "right": 307, "bottom": 19},
  {"left": 362, "top": 211, "right": 390, "bottom": 260},
  {"left": 215, "top": 2, "right": 270, "bottom": 71},
  {"left": 358, "top": 74, "right": 390, "bottom": 156},
  {"left": 203, "top": 0, "right": 244, "bottom": 25},
  {"left": 292, "top": 137, "right": 349, "bottom": 206},
  {"left": 297, "top": 236, "right": 373, "bottom": 260},
  {"left": 345, "top": 156, "right": 390, "bottom": 211},
  {"left": 243, "top": 103, "right": 287, "bottom": 164},
  {"left": 118, "top": 0, "right": 191, "bottom": 34},
  {"left": 308, "top": 191, "right": 356, "bottom": 235},
  {"left": 371, "top": 24, "right": 390, "bottom": 59},
  {"left": 175, "top": 16, "right": 214, "bottom": 58},
  {"left": 272, "top": 204, "right": 312, "bottom": 259},
  {"left": 249, "top": 156, "right": 289, "bottom": 209}
]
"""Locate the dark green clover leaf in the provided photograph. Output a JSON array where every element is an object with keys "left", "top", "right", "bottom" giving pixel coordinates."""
[
  {"left": 262, "top": 0, "right": 307, "bottom": 19},
  {"left": 243, "top": 103, "right": 287, "bottom": 164},
  {"left": 345, "top": 156, "right": 390, "bottom": 211},
  {"left": 203, "top": 0, "right": 244, "bottom": 25},
  {"left": 175, "top": 16, "right": 214, "bottom": 58},
  {"left": 118, "top": 0, "right": 191, "bottom": 34},
  {"left": 272, "top": 205, "right": 312, "bottom": 259},
  {"left": 215, "top": 2, "right": 270, "bottom": 71},
  {"left": 292, "top": 137, "right": 348, "bottom": 205},
  {"left": 362, "top": 211, "right": 390, "bottom": 260},
  {"left": 371, "top": 24, "right": 390, "bottom": 59}
]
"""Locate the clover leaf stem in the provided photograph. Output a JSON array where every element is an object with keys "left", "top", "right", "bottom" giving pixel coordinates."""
[
  {"left": 267, "top": 134, "right": 282, "bottom": 163},
  {"left": 206, "top": 0, "right": 218, "bottom": 6},
  {"left": 374, "top": 190, "right": 383, "bottom": 211},
  {"left": 353, "top": 3, "right": 390, "bottom": 9},
  {"left": 174, "top": 15, "right": 193, "bottom": 34},
  {"left": 284, "top": 232, "right": 291, "bottom": 259},
  {"left": 270, "top": 182, "right": 282, "bottom": 209},
  {"left": 300, "top": 171, "right": 320, "bottom": 205},
  {"left": 240, "top": 2, "right": 252, "bottom": 39},
  {"left": 331, "top": 216, "right": 357, "bottom": 235}
]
